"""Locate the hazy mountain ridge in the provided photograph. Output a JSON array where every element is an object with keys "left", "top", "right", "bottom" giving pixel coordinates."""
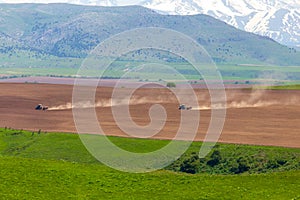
[
  {"left": 101, "top": 0, "right": 300, "bottom": 48},
  {"left": 0, "top": 3, "right": 299, "bottom": 67},
  {"left": 5, "top": 0, "right": 297, "bottom": 48}
]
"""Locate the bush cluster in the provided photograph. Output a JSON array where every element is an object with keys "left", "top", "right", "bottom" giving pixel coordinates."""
[{"left": 168, "top": 145, "right": 299, "bottom": 175}]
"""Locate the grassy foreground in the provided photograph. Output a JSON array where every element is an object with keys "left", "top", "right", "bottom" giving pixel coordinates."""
[
  {"left": 0, "top": 156, "right": 299, "bottom": 200},
  {"left": 0, "top": 128, "right": 299, "bottom": 199}
]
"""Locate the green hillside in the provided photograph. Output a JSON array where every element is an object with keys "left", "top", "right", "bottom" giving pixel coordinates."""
[
  {"left": 0, "top": 156, "right": 299, "bottom": 199},
  {"left": 0, "top": 128, "right": 299, "bottom": 199},
  {"left": 1, "top": 128, "right": 299, "bottom": 174},
  {"left": 0, "top": 3, "right": 299, "bottom": 68}
]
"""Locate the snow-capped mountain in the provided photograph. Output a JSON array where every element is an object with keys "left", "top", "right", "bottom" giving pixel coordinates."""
[
  {"left": 0, "top": 0, "right": 299, "bottom": 48},
  {"left": 99, "top": 0, "right": 300, "bottom": 48}
]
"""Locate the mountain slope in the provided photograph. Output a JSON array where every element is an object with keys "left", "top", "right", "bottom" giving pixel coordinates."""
[
  {"left": 97, "top": 0, "right": 300, "bottom": 49},
  {"left": 6, "top": 0, "right": 297, "bottom": 48},
  {"left": 0, "top": 3, "right": 299, "bottom": 67}
]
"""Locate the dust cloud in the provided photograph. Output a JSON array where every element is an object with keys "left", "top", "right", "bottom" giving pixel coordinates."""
[
  {"left": 48, "top": 95, "right": 177, "bottom": 111},
  {"left": 193, "top": 89, "right": 298, "bottom": 110},
  {"left": 48, "top": 89, "right": 298, "bottom": 111},
  {"left": 48, "top": 100, "right": 111, "bottom": 110}
]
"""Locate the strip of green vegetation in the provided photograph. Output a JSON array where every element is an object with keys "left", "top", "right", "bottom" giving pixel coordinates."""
[
  {"left": 0, "top": 128, "right": 299, "bottom": 199},
  {"left": 264, "top": 84, "right": 300, "bottom": 90},
  {"left": 0, "top": 128, "right": 299, "bottom": 175},
  {"left": 1, "top": 63, "right": 299, "bottom": 82},
  {"left": 0, "top": 156, "right": 299, "bottom": 200}
]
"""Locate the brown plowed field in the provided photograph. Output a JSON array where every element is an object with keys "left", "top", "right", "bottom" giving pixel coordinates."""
[{"left": 0, "top": 83, "right": 299, "bottom": 148}]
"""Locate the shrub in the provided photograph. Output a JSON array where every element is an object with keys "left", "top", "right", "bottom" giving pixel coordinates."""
[
  {"left": 237, "top": 157, "right": 250, "bottom": 173},
  {"left": 179, "top": 152, "right": 199, "bottom": 174},
  {"left": 207, "top": 150, "right": 222, "bottom": 167},
  {"left": 229, "top": 157, "right": 250, "bottom": 174},
  {"left": 166, "top": 82, "right": 176, "bottom": 88},
  {"left": 266, "top": 159, "right": 280, "bottom": 169}
]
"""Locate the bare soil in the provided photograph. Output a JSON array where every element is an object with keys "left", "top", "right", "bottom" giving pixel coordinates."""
[{"left": 0, "top": 83, "right": 299, "bottom": 148}]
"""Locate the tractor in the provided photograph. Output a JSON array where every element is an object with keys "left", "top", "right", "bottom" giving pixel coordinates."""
[
  {"left": 35, "top": 104, "right": 48, "bottom": 111},
  {"left": 178, "top": 104, "right": 192, "bottom": 110}
]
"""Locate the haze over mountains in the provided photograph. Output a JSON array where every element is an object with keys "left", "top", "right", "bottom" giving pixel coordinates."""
[
  {"left": 0, "top": 3, "right": 299, "bottom": 68},
  {"left": 1, "top": 0, "right": 299, "bottom": 49},
  {"left": 106, "top": 0, "right": 300, "bottom": 49}
]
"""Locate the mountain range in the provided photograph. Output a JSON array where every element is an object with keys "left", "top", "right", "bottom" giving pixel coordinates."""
[
  {"left": 109, "top": 0, "right": 300, "bottom": 49},
  {"left": 0, "top": 3, "right": 299, "bottom": 68},
  {"left": 0, "top": 0, "right": 298, "bottom": 49}
]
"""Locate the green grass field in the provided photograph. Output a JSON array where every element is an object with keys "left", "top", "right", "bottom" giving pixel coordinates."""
[
  {"left": 0, "top": 128, "right": 299, "bottom": 199},
  {"left": 1, "top": 63, "right": 299, "bottom": 83},
  {"left": 1, "top": 156, "right": 299, "bottom": 199},
  {"left": 264, "top": 84, "right": 300, "bottom": 90}
]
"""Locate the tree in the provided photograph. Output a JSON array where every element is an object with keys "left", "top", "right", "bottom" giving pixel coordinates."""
[{"left": 166, "top": 82, "right": 176, "bottom": 88}]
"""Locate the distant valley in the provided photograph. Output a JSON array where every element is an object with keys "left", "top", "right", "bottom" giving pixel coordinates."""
[{"left": 0, "top": 3, "right": 299, "bottom": 81}]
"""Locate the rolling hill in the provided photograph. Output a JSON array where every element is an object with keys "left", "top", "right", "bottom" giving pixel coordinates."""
[
  {"left": 0, "top": 3, "right": 299, "bottom": 68},
  {"left": 1, "top": 0, "right": 299, "bottom": 49},
  {"left": 96, "top": 0, "right": 300, "bottom": 49}
]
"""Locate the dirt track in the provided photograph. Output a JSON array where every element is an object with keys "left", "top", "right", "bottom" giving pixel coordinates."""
[{"left": 0, "top": 83, "right": 299, "bottom": 148}]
